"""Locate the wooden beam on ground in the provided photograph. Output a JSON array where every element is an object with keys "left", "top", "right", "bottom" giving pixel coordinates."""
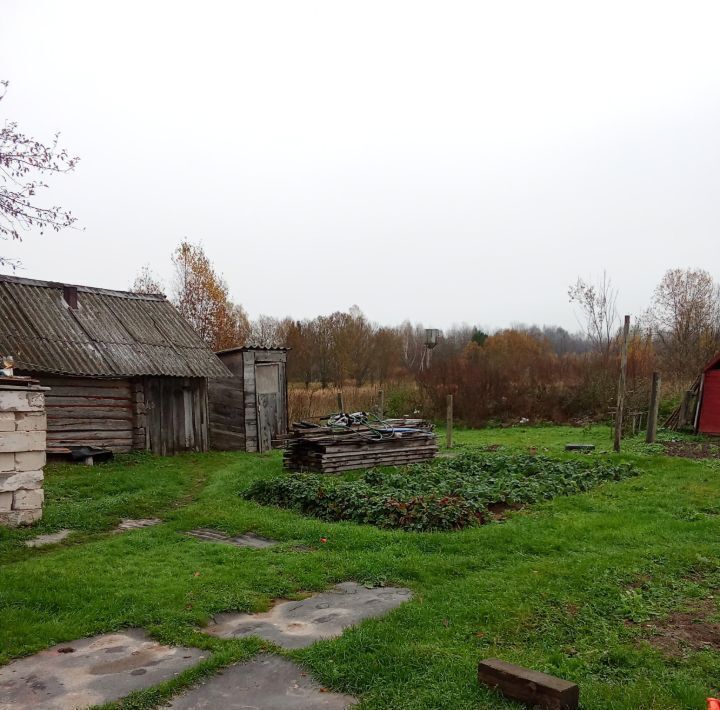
[{"left": 478, "top": 658, "right": 579, "bottom": 710}]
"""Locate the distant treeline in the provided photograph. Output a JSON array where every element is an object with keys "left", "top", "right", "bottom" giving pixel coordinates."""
[{"left": 133, "top": 244, "right": 720, "bottom": 424}]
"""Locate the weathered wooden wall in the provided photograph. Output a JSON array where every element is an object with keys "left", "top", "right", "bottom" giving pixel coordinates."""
[
  {"left": 39, "top": 376, "right": 135, "bottom": 452},
  {"left": 208, "top": 374, "right": 245, "bottom": 450},
  {"left": 26, "top": 375, "right": 209, "bottom": 455},
  {"left": 208, "top": 348, "right": 288, "bottom": 452}
]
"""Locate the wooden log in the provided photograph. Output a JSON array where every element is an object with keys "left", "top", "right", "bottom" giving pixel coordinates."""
[{"left": 478, "top": 658, "right": 579, "bottom": 710}]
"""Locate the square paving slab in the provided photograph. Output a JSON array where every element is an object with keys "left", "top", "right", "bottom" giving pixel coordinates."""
[
  {"left": 167, "top": 654, "right": 356, "bottom": 709},
  {"left": 25, "top": 530, "right": 72, "bottom": 547},
  {"left": 115, "top": 518, "right": 162, "bottom": 532},
  {"left": 204, "top": 581, "right": 412, "bottom": 649},
  {"left": 0, "top": 629, "right": 207, "bottom": 710},
  {"left": 186, "top": 528, "right": 277, "bottom": 548}
]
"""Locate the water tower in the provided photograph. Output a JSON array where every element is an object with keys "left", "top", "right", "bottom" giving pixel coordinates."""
[{"left": 423, "top": 329, "right": 441, "bottom": 370}]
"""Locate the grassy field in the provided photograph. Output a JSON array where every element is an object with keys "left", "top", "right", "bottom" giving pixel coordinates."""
[{"left": 1, "top": 425, "right": 719, "bottom": 708}]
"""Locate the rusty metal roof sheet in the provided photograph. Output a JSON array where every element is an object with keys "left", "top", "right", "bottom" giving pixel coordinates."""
[
  {"left": 0, "top": 275, "right": 230, "bottom": 378},
  {"left": 216, "top": 344, "right": 291, "bottom": 354}
]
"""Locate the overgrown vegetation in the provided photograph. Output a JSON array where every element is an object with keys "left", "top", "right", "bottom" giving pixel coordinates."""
[{"left": 245, "top": 451, "right": 639, "bottom": 531}]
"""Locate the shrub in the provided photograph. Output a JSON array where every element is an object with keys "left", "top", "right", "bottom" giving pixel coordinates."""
[{"left": 245, "top": 451, "right": 638, "bottom": 532}]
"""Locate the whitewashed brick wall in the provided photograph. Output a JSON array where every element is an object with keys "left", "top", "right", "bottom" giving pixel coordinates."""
[{"left": 0, "top": 384, "right": 47, "bottom": 527}]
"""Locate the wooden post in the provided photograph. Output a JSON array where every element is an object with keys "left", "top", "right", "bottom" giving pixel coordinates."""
[
  {"left": 614, "top": 315, "right": 630, "bottom": 453},
  {"left": 377, "top": 389, "right": 384, "bottom": 420},
  {"left": 693, "top": 376, "right": 705, "bottom": 432},
  {"left": 446, "top": 394, "right": 453, "bottom": 449},
  {"left": 336, "top": 391, "right": 345, "bottom": 413},
  {"left": 646, "top": 372, "right": 661, "bottom": 444}
]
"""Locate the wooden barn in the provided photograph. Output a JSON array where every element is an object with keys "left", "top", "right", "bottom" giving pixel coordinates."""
[
  {"left": 697, "top": 352, "right": 720, "bottom": 435},
  {"left": 208, "top": 346, "right": 288, "bottom": 452},
  {"left": 0, "top": 274, "right": 230, "bottom": 455}
]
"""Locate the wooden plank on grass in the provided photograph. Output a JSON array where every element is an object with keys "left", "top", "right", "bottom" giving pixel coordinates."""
[{"left": 478, "top": 658, "right": 579, "bottom": 710}]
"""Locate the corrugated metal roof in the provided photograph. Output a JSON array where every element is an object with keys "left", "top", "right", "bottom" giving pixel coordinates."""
[{"left": 0, "top": 275, "right": 230, "bottom": 378}]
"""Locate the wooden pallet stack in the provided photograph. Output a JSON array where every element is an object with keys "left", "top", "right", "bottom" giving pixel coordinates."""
[{"left": 283, "top": 418, "right": 438, "bottom": 473}]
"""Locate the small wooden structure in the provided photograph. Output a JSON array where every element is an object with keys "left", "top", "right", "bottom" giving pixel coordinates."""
[
  {"left": 208, "top": 346, "right": 288, "bottom": 452},
  {"left": 666, "top": 352, "right": 720, "bottom": 434},
  {"left": 0, "top": 275, "right": 230, "bottom": 455},
  {"left": 698, "top": 353, "right": 720, "bottom": 435}
]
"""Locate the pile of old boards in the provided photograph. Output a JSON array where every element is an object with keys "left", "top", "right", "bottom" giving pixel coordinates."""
[{"left": 283, "top": 417, "right": 438, "bottom": 473}]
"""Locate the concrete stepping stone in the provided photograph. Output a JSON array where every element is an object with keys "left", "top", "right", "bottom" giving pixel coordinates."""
[
  {"left": 186, "top": 528, "right": 277, "bottom": 549},
  {"left": 25, "top": 529, "right": 72, "bottom": 548},
  {"left": 115, "top": 518, "right": 162, "bottom": 532},
  {"left": 167, "top": 654, "right": 356, "bottom": 709},
  {"left": 0, "top": 629, "right": 207, "bottom": 710},
  {"left": 204, "top": 581, "right": 412, "bottom": 649}
]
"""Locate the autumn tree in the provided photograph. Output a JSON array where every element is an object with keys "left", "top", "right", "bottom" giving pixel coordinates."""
[
  {"left": 171, "top": 240, "right": 250, "bottom": 351},
  {"left": 0, "top": 81, "right": 80, "bottom": 267},
  {"left": 649, "top": 268, "right": 720, "bottom": 379}
]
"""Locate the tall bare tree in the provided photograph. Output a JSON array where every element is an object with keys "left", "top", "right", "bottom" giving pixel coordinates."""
[
  {"left": 649, "top": 268, "right": 720, "bottom": 379},
  {"left": 568, "top": 271, "right": 619, "bottom": 362},
  {"left": 131, "top": 265, "right": 165, "bottom": 295},
  {"left": 0, "top": 81, "right": 80, "bottom": 267}
]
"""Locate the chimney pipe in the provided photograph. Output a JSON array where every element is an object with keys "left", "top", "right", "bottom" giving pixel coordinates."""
[{"left": 63, "top": 285, "right": 78, "bottom": 309}]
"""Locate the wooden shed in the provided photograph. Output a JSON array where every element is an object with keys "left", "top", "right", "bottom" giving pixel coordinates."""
[
  {"left": 208, "top": 346, "right": 288, "bottom": 452},
  {"left": 0, "top": 275, "right": 231, "bottom": 455},
  {"left": 697, "top": 352, "right": 720, "bottom": 435}
]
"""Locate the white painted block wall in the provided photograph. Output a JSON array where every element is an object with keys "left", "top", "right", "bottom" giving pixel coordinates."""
[{"left": 0, "top": 384, "right": 47, "bottom": 527}]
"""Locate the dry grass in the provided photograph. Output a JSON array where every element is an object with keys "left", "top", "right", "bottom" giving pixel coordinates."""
[{"left": 288, "top": 384, "right": 383, "bottom": 422}]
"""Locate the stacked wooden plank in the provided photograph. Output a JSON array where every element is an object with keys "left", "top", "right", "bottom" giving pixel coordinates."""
[{"left": 283, "top": 418, "right": 438, "bottom": 473}]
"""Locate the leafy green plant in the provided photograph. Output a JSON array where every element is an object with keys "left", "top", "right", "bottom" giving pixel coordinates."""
[{"left": 245, "top": 452, "right": 639, "bottom": 532}]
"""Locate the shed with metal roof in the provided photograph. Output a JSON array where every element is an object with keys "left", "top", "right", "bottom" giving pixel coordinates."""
[{"left": 0, "top": 275, "right": 231, "bottom": 454}]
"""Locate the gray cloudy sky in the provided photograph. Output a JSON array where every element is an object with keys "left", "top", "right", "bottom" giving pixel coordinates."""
[{"left": 2, "top": 1, "right": 719, "bottom": 331}]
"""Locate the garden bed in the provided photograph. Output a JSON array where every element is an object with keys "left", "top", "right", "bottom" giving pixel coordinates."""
[{"left": 245, "top": 451, "right": 639, "bottom": 531}]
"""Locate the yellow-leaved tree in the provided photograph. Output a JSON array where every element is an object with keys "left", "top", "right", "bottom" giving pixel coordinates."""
[{"left": 170, "top": 240, "right": 250, "bottom": 351}]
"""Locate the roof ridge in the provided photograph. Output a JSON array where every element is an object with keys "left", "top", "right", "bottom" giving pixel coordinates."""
[{"left": 0, "top": 273, "right": 167, "bottom": 301}]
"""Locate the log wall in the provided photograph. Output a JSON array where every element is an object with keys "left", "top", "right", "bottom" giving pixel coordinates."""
[
  {"left": 27, "top": 375, "right": 210, "bottom": 455},
  {"left": 40, "top": 376, "right": 135, "bottom": 453}
]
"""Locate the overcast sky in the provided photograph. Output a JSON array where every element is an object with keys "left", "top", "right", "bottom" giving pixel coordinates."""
[{"left": 2, "top": 1, "right": 719, "bottom": 332}]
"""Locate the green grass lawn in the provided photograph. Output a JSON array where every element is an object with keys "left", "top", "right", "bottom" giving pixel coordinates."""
[{"left": 1, "top": 425, "right": 719, "bottom": 709}]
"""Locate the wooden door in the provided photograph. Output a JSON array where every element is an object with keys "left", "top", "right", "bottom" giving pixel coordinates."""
[
  {"left": 255, "top": 363, "right": 281, "bottom": 453},
  {"left": 145, "top": 378, "right": 207, "bottom": 455}
]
